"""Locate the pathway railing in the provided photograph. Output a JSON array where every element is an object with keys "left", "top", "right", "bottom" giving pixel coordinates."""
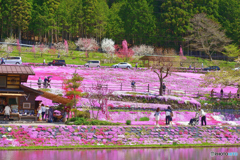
[{"left": 22, "top": 81, "right": 238, "bottom": 98}]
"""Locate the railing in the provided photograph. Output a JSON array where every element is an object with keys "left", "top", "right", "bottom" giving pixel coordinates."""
[{"left": 22, "top": 81, "right": 238, "bottom": 98}]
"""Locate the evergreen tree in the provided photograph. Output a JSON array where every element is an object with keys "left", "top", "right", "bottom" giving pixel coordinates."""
[
  {"left": 106, "top": 2, "right": 125, "bottom": 44},
  {"left": 12, "top": 0, "right": 32, "bottom": 42},
  {"left": 160, "top": 0, "right": 194, "bottom": 44},
  {"left": 94, "top": 0, "right": 109, "bottom": 42},
  {"left": 83, "top": 0, "right": 97, "bottom": 37},
  {"left": 218, "top": 0, "right": 240, "bottom": 44},
  {"left": 119, "top": 0, "right": 156, "bottom": 45}
]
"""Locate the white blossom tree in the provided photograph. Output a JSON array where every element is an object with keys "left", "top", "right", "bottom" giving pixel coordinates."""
[
  {"left": 75, "top": 38, "right": 99, "bottom": 58},
  {"left": 132, "top": 45, "right": 154, "bottom": 56},
  {"left": 101, "top": 38, "right": 115, "bottom": 57}
]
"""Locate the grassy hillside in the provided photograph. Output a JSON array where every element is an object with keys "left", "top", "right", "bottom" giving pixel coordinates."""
[{"left": 0, "top": 46, "right": 237, "bottom": 69}]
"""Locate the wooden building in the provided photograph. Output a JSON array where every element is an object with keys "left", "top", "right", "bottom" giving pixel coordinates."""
[
  {"left": 139, "top": 55, "right": 176, "bottom": 68},
  {"left": 0, "top": 65, "right": 43, "bottom": 114}
]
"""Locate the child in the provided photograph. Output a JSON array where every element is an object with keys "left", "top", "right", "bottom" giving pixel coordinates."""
[{"left": 154, "top": 108, "right": 161, "bottom": 127}]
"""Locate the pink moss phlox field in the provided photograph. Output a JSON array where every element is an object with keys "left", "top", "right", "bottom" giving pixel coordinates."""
[
  {"left": 1, "top": 125, "right": 240, "bottom": 147},
  {"left": 27, "top": 66, "right": 238, "bottom": 94},
  {"left": 24, "top": 66, "right": 237, "bottom": 107},
  {"left": 89, "top": 110, "right": 240, "bottom": 126}
]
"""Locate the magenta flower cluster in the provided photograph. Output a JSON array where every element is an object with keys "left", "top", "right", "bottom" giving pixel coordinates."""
[{"left": 1, "top": 125, "right": 240, "bottom": 148}]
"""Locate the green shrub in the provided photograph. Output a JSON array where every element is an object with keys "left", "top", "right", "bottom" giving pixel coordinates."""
[
  {"left": 139, "top": 117, "right": 149, "bottom": 121},
  {"left": 173, "top": 142, "right": 177, "bottom": 145},
  {"left": 66, "top": 117, "right": 121, "bottom": 125},
  {"left": 126, "top": 120, "right": 131, "bottom": 125},
  {"left": 76, "top": 111, "right": 90, "bottom": 118}
]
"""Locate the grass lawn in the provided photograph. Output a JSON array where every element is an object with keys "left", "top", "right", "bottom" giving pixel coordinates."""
[
  {"left": 0, "top": 46, "right": 237, "bottom": 69},
  {"left": 1, "top": 143, "right": 240, "bottom": 150}
]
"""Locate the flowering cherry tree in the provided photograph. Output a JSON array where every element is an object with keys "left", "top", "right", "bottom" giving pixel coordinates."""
[
  {"left": 75, "top": 38, "right": 99, "bottom": 58},
  {"left": 132, "top": 45, "right": 154, "bottom": 56},
  {"left": 101, "top": 38, "right": 115, "bottom": 57},
  {"left": 17, "top": 39, "right": 21, "bottom": 56},
  {"left": 115, "top": 40, "right": 134, "bottom": 61},
  {"left": 64, "top": 39, "right": 68, "bottom": 55},
  {"left": 37, "top": 43, "right": 48, "bottom": 57},
  {"left": 32, "top": 45, "right": 36, "bottom": 58}
]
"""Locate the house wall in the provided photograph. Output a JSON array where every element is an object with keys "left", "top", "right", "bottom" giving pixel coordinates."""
[{"left": 18, "top": 88, "right": 38, "bottom": 110}]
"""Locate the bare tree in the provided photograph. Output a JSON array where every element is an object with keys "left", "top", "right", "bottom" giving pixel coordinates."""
[
  {"left": 184, "top": 13, "right": 231, "bottom": 61},
  {"left": 83, "top": 75, "right": 112, "bottom": 119},
  {"left": 152, "top": 56, "right": 173, "bottom": 96}
]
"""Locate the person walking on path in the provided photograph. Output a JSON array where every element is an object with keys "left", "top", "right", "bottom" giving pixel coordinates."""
[
  {"left": 165, "top": 106, "right": 172, "bottom": 125},
  {"left": 37, "top": 104, "right": 42, "bottom": 121},
  {"left": 220, "top": 89, "right": 223, "bottom": 98},
  {"left": 37, "top": 77, "right": 42, "bottom": 88},
  {"left": 200, "top": 108, "right": 206, "bottom": 126},
  {"left": 1, "top": 58, "right": 4, "bottom": 64},
  {"left": 189, "top": 64, "right": 191, "bottom": 69},
  {"left": 53, "top": 60, "right": 55, "bottom": 66},
  {"left": 135, "top": 62, "right": 138, "bottom": 69},
  {"left": 154, "top": 108, "right": 161, "bottom": 127},
  {"left": 47, "top": 77, "right": 51, "bottom": 88},
  {"left": 131, "top": 80, "right": 136, "bottom": 91},
  {"left": 3, "top": 104, "right": 11, "bottom": 121},
  {"left": 41, "top": 104, "right": 46, "bottom": 121},
  {"left": 169, "top": 110, "right": 173, "bottom": 126},
  {"left": 162, "top": 83, "right": 166, "bottom": 95},
  {"left": 237, "top": 87, "right": 240, "bottom": 98},
  {"left": 44, "top": 76, "right": 48, "bottom": 88},
  {"left": 48, "top": 106, "right": 54, "bottom": 122},
  {"left": 202, "top": 63, "right": 204, "bottom": 69},
  {"left": 45, "top": 105, "right": 49, "bottom": 121},
  {"left": 43, "top": 59, "right": 45, "bottom": 66}
]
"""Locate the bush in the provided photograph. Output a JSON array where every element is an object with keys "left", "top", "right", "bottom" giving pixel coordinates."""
[
  {"left": 76, "top": 111, "right": 90, "bottom": 118},
  {"left": 66, "top": 117, "right": 121, "bottom": 125},
  {"left": 126, "top": 120, "right": 131, "bottom": 125},
  {"left": 71, "top": 109, "right": 90, "bottom": 119},
  {"left": 139, "top": 117, "right": 149, "bottom": 121}
]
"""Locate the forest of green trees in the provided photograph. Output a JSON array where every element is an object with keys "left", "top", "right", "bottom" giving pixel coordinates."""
[{"left": 0, "top": 0, "right": 240, "bottom": 48}]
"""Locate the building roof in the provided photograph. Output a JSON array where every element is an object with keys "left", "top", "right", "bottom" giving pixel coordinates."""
[
  {"left": 21, "top": 85, "right": 43, "bottom": 95},
  {"left": 38, "top": 90, "right": 71, "bottom": 105},
  {"left": 0, "top": 65, "right": 35, "bottom": 75}
]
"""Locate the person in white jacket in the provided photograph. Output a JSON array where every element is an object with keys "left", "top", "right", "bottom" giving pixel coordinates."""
[{"left": 200, "top": 109, "right": 206, "bottom": 126}]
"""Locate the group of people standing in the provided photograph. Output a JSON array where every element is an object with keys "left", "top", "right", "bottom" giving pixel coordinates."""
[
  {"left": 37, "top": 76, "right": 51, "bottom": 88},
  {"left": 154, "top": 106, "right": 173, "bottom": 127},
  {"left": 154, "top": 107, "right": 207, "bottom": 126},
  {"left": 37, "top": 103, "right": 53, "bottom": 121}
]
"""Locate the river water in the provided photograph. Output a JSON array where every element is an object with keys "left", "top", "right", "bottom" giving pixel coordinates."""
[{"left": 0, "top": 147, "right": 239, "bottom": 160}]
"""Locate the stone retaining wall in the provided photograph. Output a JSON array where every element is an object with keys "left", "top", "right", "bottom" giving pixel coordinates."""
[{"left": 1, "top": 125, "right": 240, "bottom": 147}]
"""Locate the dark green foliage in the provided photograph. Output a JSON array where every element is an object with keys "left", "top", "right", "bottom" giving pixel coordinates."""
[
  {"left": 1, "top": 0, "right": 240, "bottom": 47},
  {"left": 126, "top": 120, "right": 131, "bottom": 125},
  {"left": 139, "top": 117, "right": 149, "bottom": 121}
]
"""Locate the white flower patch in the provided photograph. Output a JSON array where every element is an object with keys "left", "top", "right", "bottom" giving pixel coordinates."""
[{"left": 7, "top": 127, "right": 12, "bottom": 132}]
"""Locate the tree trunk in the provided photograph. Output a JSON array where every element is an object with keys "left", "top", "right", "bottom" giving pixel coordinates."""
[
  {"left": 159, "top": 78, "right": 163, "bottom": 96},
  {"left": 208, "top": 52, "right": 213, "bottom": 61},
  {"left": 74, "top": 95, "right": 76, "bottom": 108}
]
